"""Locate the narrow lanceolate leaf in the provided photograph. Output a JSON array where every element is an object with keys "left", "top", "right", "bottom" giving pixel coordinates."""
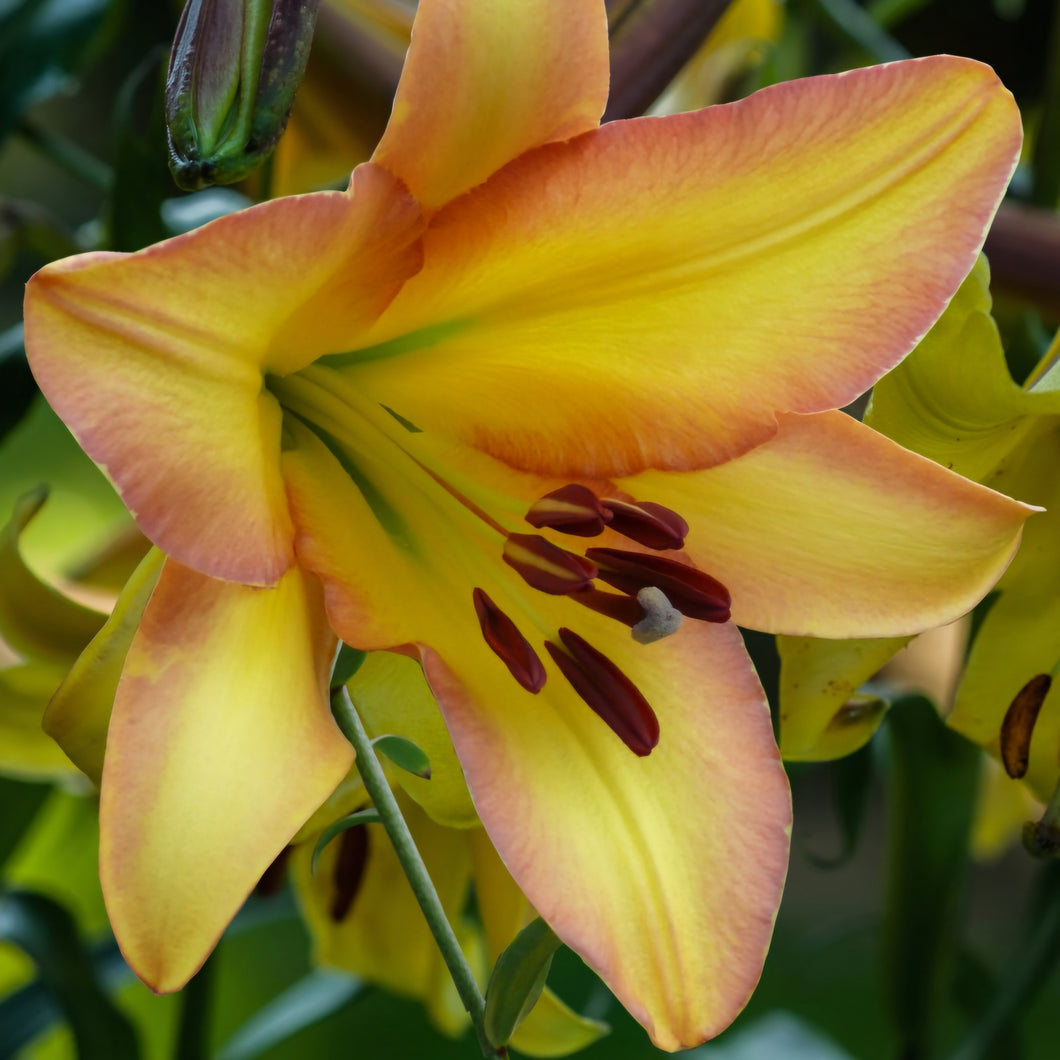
[
  {"left": 310, "top": 810, "right": 382, "bottom": 875},
  {"left": 216, "top": 969, "right": 364, "bottom": 1060},
  {"left": 371, "top": 734, "right": 432, "bottom": 779},
  {"left": 484, "top": 917, "right": 564, "bottom": 1048},
  {"left": 330, "top": 642, "right": 368, "bottom": 689},
  {"left": 0, "top": 890, "right": 139, "bottom": 1060}
]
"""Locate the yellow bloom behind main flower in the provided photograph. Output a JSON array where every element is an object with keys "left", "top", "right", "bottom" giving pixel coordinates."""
[{"left": 23, "top": 0, "right": 1029, "bottom": 1049}]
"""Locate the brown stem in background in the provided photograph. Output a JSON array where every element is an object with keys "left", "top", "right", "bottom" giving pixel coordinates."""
[
  {"left": 985, "top": 201, "right": 1060, "bottom": 320},
  {"left": 604, "top": 0, "right": 734, "bottom": 121}
]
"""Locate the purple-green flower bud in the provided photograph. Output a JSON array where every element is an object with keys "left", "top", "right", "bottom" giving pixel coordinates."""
[{"left": 165, "top": 0, "right": 321, "bottom": 190}]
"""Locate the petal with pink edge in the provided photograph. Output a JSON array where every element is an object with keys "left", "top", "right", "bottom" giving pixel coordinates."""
[
  {"left": 420, "top": 617, "right": 790, "bottom": 1051},
  {"left": 372, "top": 0, "right": 608, "bottom": 210},
  {"left": 345, "top": 57, "right": 1020, "bottom": 478},
  {"left": 626, "top": 411, "right": 1034, "bottom": 640},
  {"left": 99, "top": 560, "right": 352, "bottom": 992},
  {"left": 24, "top": 167, "right": 422, "bottom": 584},
  {"left": 279, "top": 409, "right": 791, "bottom": 1048}
]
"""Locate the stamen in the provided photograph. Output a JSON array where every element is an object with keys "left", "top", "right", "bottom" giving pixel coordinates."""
[
  {"left": 571, "top": 586, "right": 644, "bottom": 626},
  {"left": 525, "top": 484, "right": 612, "bottom": 537},
  {"left": 330, "top": 824, "right": 369, "bottom": 922},
  {"left": 631, "top": 586, "right": 683, "bottom": 644},
  {"left": 503, "top": 533, "right": 597, "bottom": 594},
  {"left": 473, "top": 588, "right": 547, "bottom": 693},
  {"left": 586, "top": 547, "right": 731, "bottom": 622},
  {"left": 545, "top": 628, "right": 660, "bottom": 756},
  {"left": 1001, "top": 673, "right": 1051, "bottom": 779},
  {"left": 601, "top": 498, "right": 689, "bottom": 550}
]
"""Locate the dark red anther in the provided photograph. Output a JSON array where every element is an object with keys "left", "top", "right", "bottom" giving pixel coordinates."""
[
  {"left": 503, "top": 533, "right": 598, "bottom": 594},
  {"left": 473, "top": 588, "right": 547, "bottom": 693},
  {"left": 586, "top": 548, "right": 730, "bottom": 622},
  {"left": 601, "top": 499, "right": 689, "bottom": 550},
  {"left": 525, "top": 484, "right": 612, "bottom": 537},
  {"left": 330, "top": 824, "right": 369, "bottom": 923},
  {"left": 545, "top": 628, "right": 659, "bottom": 756}
]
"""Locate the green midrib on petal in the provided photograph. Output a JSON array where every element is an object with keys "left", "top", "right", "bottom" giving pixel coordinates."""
[{"left": 316, "top": 319, "right": 472, "bottom": 371}]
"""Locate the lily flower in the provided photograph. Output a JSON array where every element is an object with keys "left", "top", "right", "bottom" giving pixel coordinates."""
[
  {"left": 778, "top": 258, "right": 1060, "bottom": 812},
  {"left": 24, "top": 0, "right": 1031, "bottom": 1048},
  {"left": 292, "top": 654, "right": 609, "bottom": 1055}
]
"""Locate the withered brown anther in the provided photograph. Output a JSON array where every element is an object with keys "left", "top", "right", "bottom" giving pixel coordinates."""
[{"left": 1000, "top": 673, "right": 1051, "bottom": 779}]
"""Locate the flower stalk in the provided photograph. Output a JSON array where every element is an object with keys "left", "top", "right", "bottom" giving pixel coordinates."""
[{"left": 329, "top": 685, "right": 496, "bottom": 1058}]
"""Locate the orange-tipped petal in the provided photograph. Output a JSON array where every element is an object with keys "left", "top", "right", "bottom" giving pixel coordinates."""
[
  {"left": 372, "top": 0, "right": 608, "bottom": 209},
  {"left": 24, "top": 167, "right": 422, "bottom": 584},
  {"left": 419, "top": 618, "right": 789, "bottom": 1050},
  {"left": 292, "top": 790, "right": 475, "bottom": 1015},
  {"left": 347, "top": 57, "right": 1020, "bottom": 477},
  {"left": 948, "top": 423, "right": 1060, "bottom": 803},
  {"left": 44, "top": 547, "right": 165, "bottom": 784},
  {"left": 627, "top": 411, "right": 1034, "bottom": 639},
  {"left": 100, "top": 561, "right": 352, "bottom": 991},
  {"left": 279, "top": 413, "right": 790, "bottom": 1047}
]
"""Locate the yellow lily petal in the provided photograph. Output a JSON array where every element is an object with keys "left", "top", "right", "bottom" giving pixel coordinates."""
[
  {"left": 100, "top": 561, "right": 352, "bottom": 991},
  {"left": 0, "top": 663, "right": 77, "bottom": 779},
  {"left": 24, "top": 168, "right": 422, "bottom": 584},
  {"left": 627, "top": 410, "right": 1033, "bottom": 638},
  {"left": 971, "top": 754, "right": 1044, "bottom": 860},
  {"left": 0, "top": 488, "right": 106, "bottom": 665},
  {"left": 44, "top": 547, "right": 165, "bottom": 784},
  {"left": 948, "top": 422, "right": 1060, "bottom": 803},
  {"left": 348, "top": 57, "right": 1020, "bottom": 477},
  {"left": 291, "top": 791, "right": 478, "bottom": 1024},
  {"left": 267, "top": 0, "right": 412, "bottom": 196},
  {"left": 420, "top": 619, "right": 789, "bottom": 1052},
  {"left": 349, "top": 650, "right": 478, "bottom": 828},
  {"left": 372, "top": 0, "right": 609, "bottom": 210},
  {"left": 867, "top": 255, "right": 1060, "bottom": 481},
  {"left": 280, "top": 414, "right": 789, "bottom": 1048},
  {"left": 779, "top": 635, "right": 909, "bottom": 761},
  {"left": 774, "top": 258, "right": 1038, "bottom": 763},
  {"left": 468, "top": 830, "right": 610, "bottom": 1057}
]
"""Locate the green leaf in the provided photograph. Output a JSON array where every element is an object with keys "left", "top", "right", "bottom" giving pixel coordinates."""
[
  {"left": 372, "top": 734, "right": 431, "bottom": 780},
  {"left": 330, "top": 642, "right": 367, "bottom": 689},
  {"left": 882, "top": 695, "right": 980, "bottom": 1058},
  {"left": 484, "top": 917, "right": 563, "bottom": 1049},
  {"left": 310, "top": 809, "right": 381, "bottom": 875},
  {"left": 0, "top": 0, "right": 120, "bottom": 141},
  {"left": 216, "top": 969, "right": 365, "bottom": 1060},
  {"left": 0, "top": 889, "right": 139, "bottom": 1059}
]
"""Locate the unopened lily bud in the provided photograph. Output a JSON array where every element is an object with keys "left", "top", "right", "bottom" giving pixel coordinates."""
[{"left": 165, "top": 0, "right": 321, "bottom": 190}]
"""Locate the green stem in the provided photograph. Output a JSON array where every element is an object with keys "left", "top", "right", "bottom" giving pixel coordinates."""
[
  {"left": 16, "top": 119, "right": 112, "bottom": 193},
  {"left": 330, "top": 687, "right": 495, "bottom": 1058}
]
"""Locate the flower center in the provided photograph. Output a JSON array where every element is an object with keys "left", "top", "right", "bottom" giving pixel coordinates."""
[{"left": 267, "top": 365, "right": 731, "bottom": 759}]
